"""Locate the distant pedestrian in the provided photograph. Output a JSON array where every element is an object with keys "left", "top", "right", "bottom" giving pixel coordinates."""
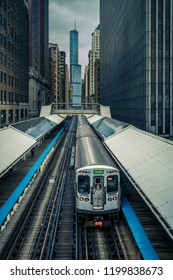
[{"left": 31, "top": 147, "right": 35, "bottom": 157}]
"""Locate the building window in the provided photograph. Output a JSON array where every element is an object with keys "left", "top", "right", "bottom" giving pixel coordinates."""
[
  {"left": 15, "top": 109, "right": 19, "bottom": 122},
  {"left": 9, "top": 109, "right": 13, "bottom": 122},
  {"left": 21, "top": 109, "right": 24, "bottom": 119},
  {"left": 1, "top": 110, "right": 6, "bottom": 124}
]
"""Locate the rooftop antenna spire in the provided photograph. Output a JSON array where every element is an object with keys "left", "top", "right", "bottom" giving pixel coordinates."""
[{"left": 74, "top": 18, "right": 76, "bottom": 30}]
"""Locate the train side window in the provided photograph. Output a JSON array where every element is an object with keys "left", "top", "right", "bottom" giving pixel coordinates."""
[
  {"left": 78, "top": 175, "right": 90, "bottom": 194},
  {"left": 107, "top": 175, "right": 118, "bottom": 193}
]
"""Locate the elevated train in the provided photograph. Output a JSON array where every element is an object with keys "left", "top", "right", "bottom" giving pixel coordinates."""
[{"left": 75, "top": 116, "right": 121, "bottom": 225}]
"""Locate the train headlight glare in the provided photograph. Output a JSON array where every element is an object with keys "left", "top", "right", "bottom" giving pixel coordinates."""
[
  {"left": 113, "top": 196, "right": 117, "bottom": 201},
  {"left": 79, "top": 197, "right": 84, "bottom": 201}
]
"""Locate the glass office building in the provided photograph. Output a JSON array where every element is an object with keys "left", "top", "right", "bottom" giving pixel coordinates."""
[
  {"left": 100, "top": 0, "right": 173, "bottom": 137},
  {"left": 70, "top": 30, "right": 78, "bottom": 75},
  {"left": 70, "top": 28, "right": 81, "bottom": 104},
  {"left": 71, "top": 64, "right": 81, "bottom": 103}
]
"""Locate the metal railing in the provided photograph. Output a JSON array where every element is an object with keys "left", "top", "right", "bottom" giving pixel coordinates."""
[{"left": 51, "top": 103, "right": 101, "bottom": 115}]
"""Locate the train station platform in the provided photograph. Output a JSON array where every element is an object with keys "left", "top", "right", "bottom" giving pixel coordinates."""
[
  {"left": 0, "top": 131, "right": 58, "bottom": 256},
  {"left": 121, "top": 192, "right": 159, "bottom": 260},
  {"left": 0, "top": 115, "right": 64, "bottom": 178},
  {"left": 0, "top": 122, "right": 66, "bottom": 232},
  {"left": 0, "top": 114, "right": 65, "bottom": 231}
]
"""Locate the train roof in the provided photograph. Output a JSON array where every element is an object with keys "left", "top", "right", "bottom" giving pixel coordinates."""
[
  {"left": 76, "top": 116, "right": 97, "bottom": 139},
  {"left": 75, "top": 136, "right": 116, "bottom": 170},
  {"left": 76, "top": 164, "right": 117, "bottom": 170},
  {"left": 76, "top": 116, "right": 116, "bottom": 169}
]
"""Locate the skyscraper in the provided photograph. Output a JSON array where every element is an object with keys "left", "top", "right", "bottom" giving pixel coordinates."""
[
  {"left": 88, "top": 24, "right": 100, "bottom": 102},
  {"left": 28, "top": 0, "right": 50, "bottom": 117},
  {"left": 0, "top": 0, "right": 29, "bottom": 127},
  {"left": 40, "top": 0, "right": 49, "bottom": 82},
  {"left": 70, "top": 28, "right": 78, "bottom": 76},
  {"left": 70, "top": 22, "right": 81, "bottom": 104},
  {"left": 60, "top": 51, "right": 66, "bottom": 103},
  {"left": 49, "top": 43, "right": 60, "bottom": 104},
  {"left": 100, "top": 0, "right": 173, "bottom": 138}
]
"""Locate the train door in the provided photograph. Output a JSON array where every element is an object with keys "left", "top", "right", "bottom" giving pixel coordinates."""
[{"left": 92, "top": 176, "right": 104, "bottom": 210}]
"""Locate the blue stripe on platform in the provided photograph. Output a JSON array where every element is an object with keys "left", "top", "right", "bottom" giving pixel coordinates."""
[
  {"left": 0, "top": 125, "right": 66, "bottom": 226},
  {"left": 121, "top": 192, "right": 159, "bottom": 260}
]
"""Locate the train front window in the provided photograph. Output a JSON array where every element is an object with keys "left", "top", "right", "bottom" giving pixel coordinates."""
[
  {"left": 107, "top": 175, "right": 118, "bottom": 193},
  {"left": 78, "top": 175, "right": 90, "bottom": 194}
]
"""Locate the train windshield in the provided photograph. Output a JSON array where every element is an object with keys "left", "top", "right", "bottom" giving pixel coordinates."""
[
  {"left": 78, "top": 175, "right": 90, "bottom": 194},
  {"left": 107, "top": 175, "right": 118, "bottom": 193}
]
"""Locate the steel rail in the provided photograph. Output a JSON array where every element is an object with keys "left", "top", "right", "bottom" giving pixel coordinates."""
[
  {"left": 32, "top": 117, "right": 76, "bottom": 259},
  {"left": 3, "top": 124, "right": 68, "bottom": 259}
]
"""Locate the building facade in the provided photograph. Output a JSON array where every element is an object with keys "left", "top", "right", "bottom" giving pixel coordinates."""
[
  {"left": 60, "top": 51, "right": 66, "bottom": 103},
  {"left": 65, "top": 64, "right": 70, "bottom": 104},
  {"left": 100, "top": 0, "right": 173, "bottom": 137},
  {"left": 70, "top": 29, "right": 78, "bottom": 80},
  {"left": 28, "top": 0, "right": 50, "bottom": 118},
  {"left": 49, "top": 43, "right": 60, "bottom": 104},
  {"left": 40, "top": 0, "right": 49, "bottom": 82},
  {"left": 0, "top": 0, "right": 29, "bottom": 127},
  {"left": 49, "top": 45, "right": 54, "bottom": 103},
  {"left": 94, "top": 58, "right": 100, "bottom": 103},
  {"left": 70, "top": 27, "right": 81, "bottom": 104},
  {"left": 84, "top": 65, "right": 89, "bottom": 103},
  {"left": 88, "top": 24, "right": 100, "bottom": 102}
]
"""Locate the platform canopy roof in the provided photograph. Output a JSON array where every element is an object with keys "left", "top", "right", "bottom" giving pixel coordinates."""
[
  {"left": 107, "top": 127, "right": 173, "bottom": 238},
  {"left": 89, "top": 116, "right": 131, "bottom": 139},
  {"left": 0, "top": 115, "right": 64, "bottom": 177},
  {"left": 87, "top": 115, "right": 103, "bottom": 124},
  {"left": 10, "top": 116, "right": 59, "bottom": 139},
  {"left": 0, "top": 127, "right": 36, "bottom": 177},
  {"left": 46, "top": 114, "right": 64, "bottom": 124},
  {"left": 90, "top": 115, "right": 173, "bottom": 240}
]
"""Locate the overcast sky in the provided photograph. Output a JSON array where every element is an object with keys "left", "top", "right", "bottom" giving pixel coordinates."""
[{"left": 49, "top": 0, "right": 100, "bottom": 77}]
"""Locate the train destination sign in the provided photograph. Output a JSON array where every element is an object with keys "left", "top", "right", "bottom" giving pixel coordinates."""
[{"left": 93, "top": 170, "right": 104, "bottom": 174}]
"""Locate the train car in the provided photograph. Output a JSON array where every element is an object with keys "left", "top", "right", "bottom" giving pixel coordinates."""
[{"left": 75, "top": 116, "right": 121, "bottom": 226}]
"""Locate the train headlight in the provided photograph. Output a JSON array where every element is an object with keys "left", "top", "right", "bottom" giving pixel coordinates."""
[
  {"left": 108, "top": 197, "right": 117, "bottom": 201},
  {"left": 85, "top": 198, "right": 89, "bottom": 202},
  {"left": 79, "top": 197, "right": 84, "bottom": 201}
]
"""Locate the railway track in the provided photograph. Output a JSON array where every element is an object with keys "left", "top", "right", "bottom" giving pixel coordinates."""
[
  {"left": 2, "top": 117, "right": 76, "bottom": 260},
  {"left": 77, "top": 221, "right": 127, "bottom": 260},
  {"left": 122, "top": 178, "right": 173, "bottom": 260},
  {"left": 51, "top": 169, "right": 76, "bottom": 259},
  {"left": 2, "top": 115, "right": 172, "bottom": 260},
  {"left": 31, "top": 132, "right": 74, "bottom": 258},
  {"left": 3, "top": 152, "right": 57, "bottom": 259}
]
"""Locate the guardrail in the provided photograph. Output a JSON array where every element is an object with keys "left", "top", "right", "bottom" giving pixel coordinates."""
[{"left": 51, "top": 103, "right": 100, "bottom": 115}]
